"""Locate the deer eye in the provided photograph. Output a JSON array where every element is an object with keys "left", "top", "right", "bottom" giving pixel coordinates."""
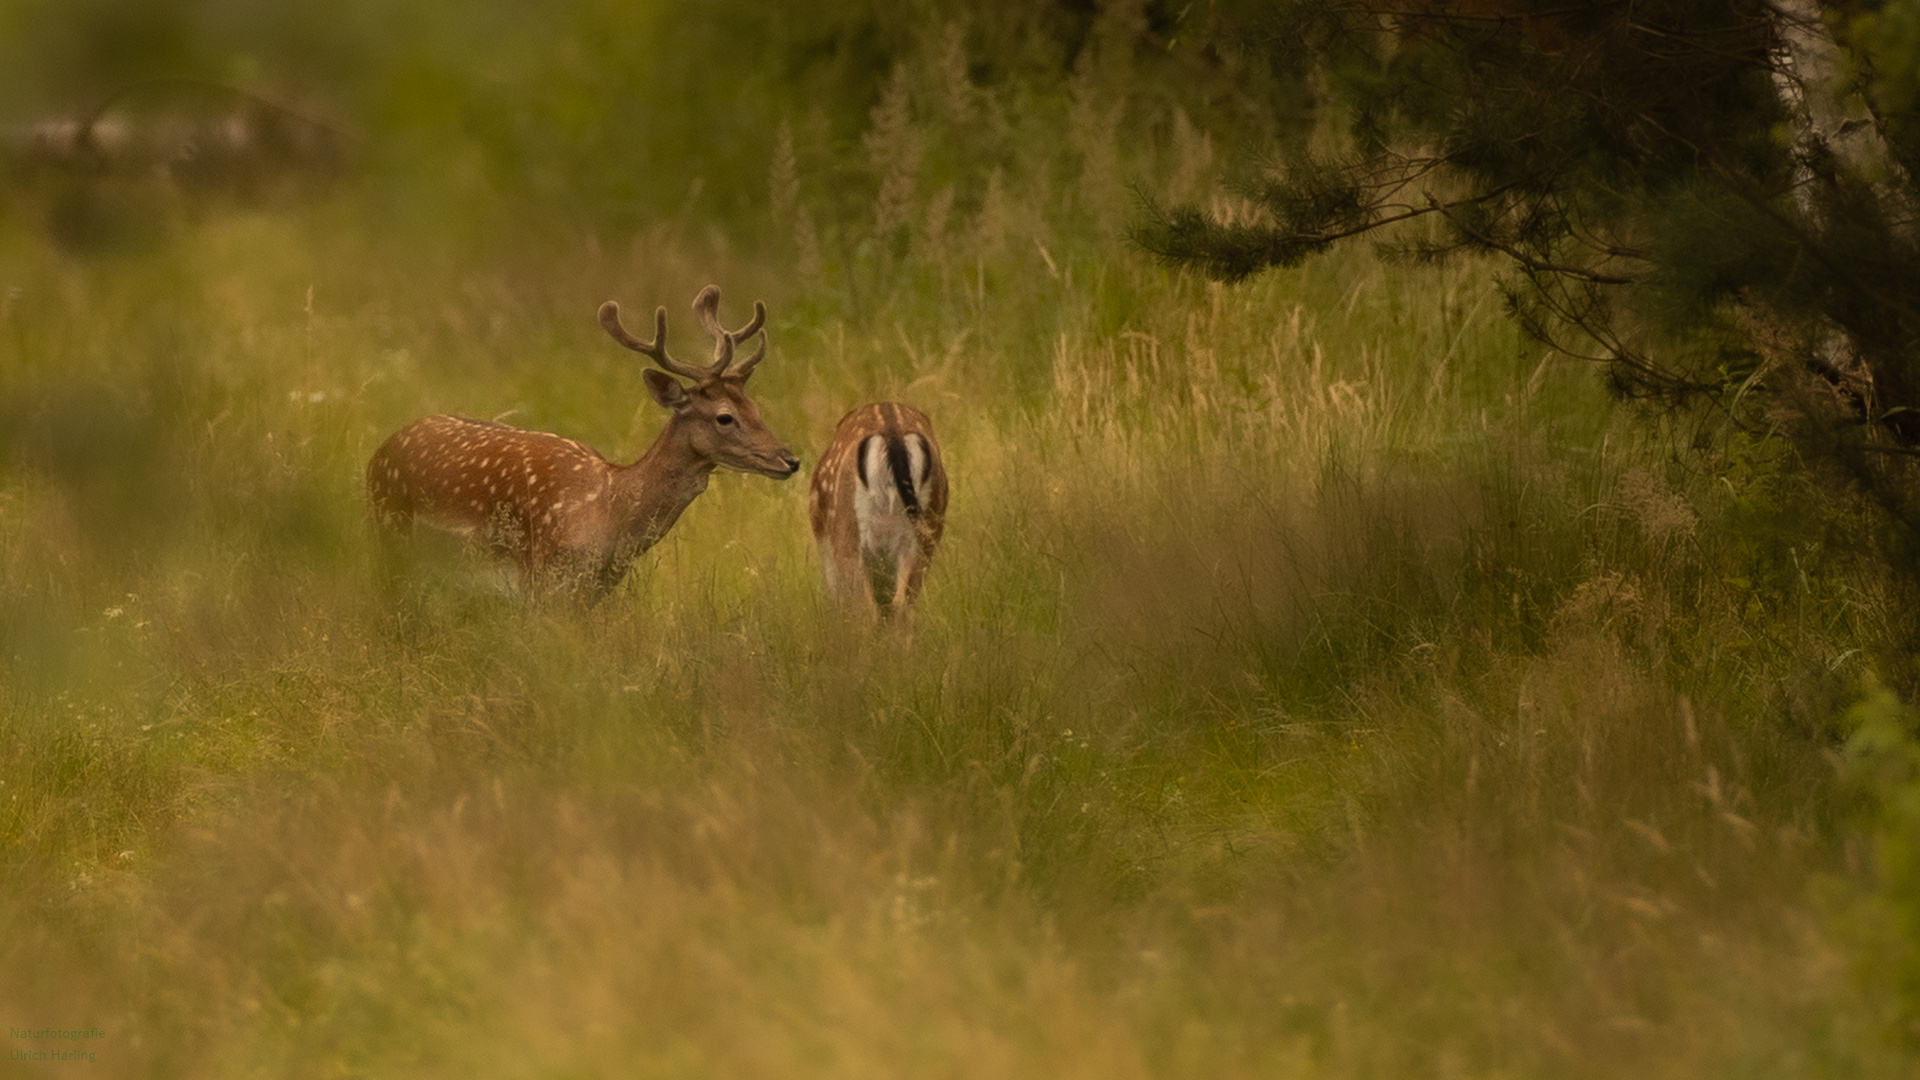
[{"left": 715, "top": 413, "right": 735, "bottom": 426}]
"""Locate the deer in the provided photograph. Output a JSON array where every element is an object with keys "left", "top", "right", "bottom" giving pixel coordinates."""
[
  {"left": 366, "top": 285, "right": 800, "bottom": 602},
  {"left": 807, "top": 402, "right": 948, "bottom": 622}
]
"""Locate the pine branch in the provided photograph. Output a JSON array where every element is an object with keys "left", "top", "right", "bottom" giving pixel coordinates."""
[{"left": 1425, "top": 196, "right": 1635, "bottom": 285}]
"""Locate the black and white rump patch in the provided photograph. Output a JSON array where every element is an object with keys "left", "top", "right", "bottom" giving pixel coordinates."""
[{"left": 856, "top": 431, "right": 932, "bottom": 517}]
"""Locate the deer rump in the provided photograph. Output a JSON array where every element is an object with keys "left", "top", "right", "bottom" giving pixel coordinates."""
[
  {"left": 851, "top": 428, "right": 937, "bottom": 563},
  {"left": 810, "top": 402, "right": 948, "bottom": 618}
]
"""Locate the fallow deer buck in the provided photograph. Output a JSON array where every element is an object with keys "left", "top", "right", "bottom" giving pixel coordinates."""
[
  {"left": 808, "top": 402, "right": 948, "bottom": 621},
  {"left": 366, "top": 285, "right": 800, "bottom": 601}
]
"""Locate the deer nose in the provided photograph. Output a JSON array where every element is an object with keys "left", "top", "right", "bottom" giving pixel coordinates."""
[{"left": 780, "top": 453, "right": 801, "bottom": 477}]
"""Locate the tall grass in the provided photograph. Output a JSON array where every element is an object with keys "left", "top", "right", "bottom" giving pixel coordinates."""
[{"left": 0, "top": 4, "right": 1914, "bottom": 1076}]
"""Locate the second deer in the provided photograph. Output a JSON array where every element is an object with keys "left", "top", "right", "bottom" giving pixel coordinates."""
[
  {"left": 367, "top": 285, "right": 800, "bottom": 601},
  {"left": 808, "top": 402, "right": 948, "bottom": 621}
]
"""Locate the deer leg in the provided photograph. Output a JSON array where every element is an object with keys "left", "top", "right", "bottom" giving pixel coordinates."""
[
  {"left": 821, "top": 547, "right": 850, "bottom": 607},
  {"left": 862, "top": 549, "right": 898, "bottom": 621},
  {"left": 892, "top": 550, "right": 916, "bottom": 615}
]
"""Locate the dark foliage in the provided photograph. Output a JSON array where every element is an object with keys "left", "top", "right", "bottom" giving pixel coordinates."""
[{"left": 1134, "top": 0, "right": 1920, "bottom": 571}]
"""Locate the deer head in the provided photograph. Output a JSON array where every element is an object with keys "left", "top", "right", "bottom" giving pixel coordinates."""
[{"left": 598, "top": 285, "right": 796, "bottom": 479}]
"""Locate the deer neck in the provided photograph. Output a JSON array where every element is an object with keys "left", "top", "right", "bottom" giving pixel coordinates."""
[{"left": 608, "top": 421, "right": 714, "bottom": 557}]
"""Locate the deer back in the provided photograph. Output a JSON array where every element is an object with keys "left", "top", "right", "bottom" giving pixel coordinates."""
[{"left": 367, "top": 415, "right": 621, "bottom": 566}]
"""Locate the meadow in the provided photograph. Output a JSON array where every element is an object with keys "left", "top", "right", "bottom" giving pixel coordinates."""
[{"left": 2, "top": 3, "right": 1918, "bottom": 1076}]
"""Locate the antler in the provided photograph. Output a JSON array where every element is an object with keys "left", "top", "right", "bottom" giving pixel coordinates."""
[
  {"left": 598, "top": 300, "right": 711, "bottom": 380},
  {"left": 730, "top": 331, "right": 769, "bottom": 379},
  {"left": 690, "top": 285, "right": 769, "bottom": 378},
  {"left": 601, "top": 286, "right": 770, "bottom": 380}
]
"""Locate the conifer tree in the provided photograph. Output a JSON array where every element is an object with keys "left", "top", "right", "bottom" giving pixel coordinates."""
[{"left": 1135, "top": 0, "right": 1920, "bottom": 544}]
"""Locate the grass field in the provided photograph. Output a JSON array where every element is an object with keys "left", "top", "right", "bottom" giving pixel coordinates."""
[{"left": 3, "top": 6, "right": 1919, "bottom": 1073}]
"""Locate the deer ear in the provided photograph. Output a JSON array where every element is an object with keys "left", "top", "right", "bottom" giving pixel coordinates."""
[{"left": 643, "top": 369, "right": 691, "bottom": 411}]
